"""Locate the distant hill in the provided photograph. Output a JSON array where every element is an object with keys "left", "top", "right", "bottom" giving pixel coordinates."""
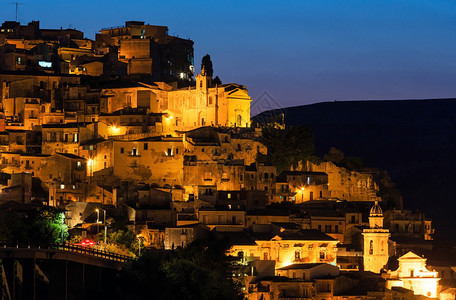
[{"left": 254, "top": 99, "right": 456, "bottom": 237}]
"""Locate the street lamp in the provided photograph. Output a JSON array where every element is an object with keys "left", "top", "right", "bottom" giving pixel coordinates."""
[
  {"left": 95, "top": 208, "right": 107, "bottom": 251},
  {"left": 95, "top": 208, "right": 100, "bottom": 235},
  {"left": 103, "top": 209, "right": 107, "bottom": 252},
  {"left": 301, "top": 187, "right": 304, "bottom": 202},
  {"left": 136, "top": 235, "right": 142, "bottom": 256}
]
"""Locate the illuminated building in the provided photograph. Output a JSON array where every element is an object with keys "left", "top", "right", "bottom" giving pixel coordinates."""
[
  {"left": 384, "top": 251, "right": 440, "bottom": 298},
  {"left": 248, "top": 263, "right": 340, "bottom": 300},
  {"left": 275, "top": 171, "right": 329, "bottom": 203},
  {"left": 226, "top": 226, "right": 338, "bottom": 269},
  {"left": 362, "top": 201, "right": 390, "bottom": 273},
  {"left": 303, "top": 160, "right": 381, "bottom": 202},
  {"left": 97, "top": 21, "right": 194, "bottom": 81}
]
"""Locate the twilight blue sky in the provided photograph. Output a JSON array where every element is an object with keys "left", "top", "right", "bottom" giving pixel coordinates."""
[{"left": 1, "top": 0, "right": 456, "bottom": 111}]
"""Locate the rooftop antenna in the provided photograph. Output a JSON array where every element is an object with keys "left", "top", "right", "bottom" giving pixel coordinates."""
[{"left": 9, "top": 2, "right": 24, "bottom": 22}]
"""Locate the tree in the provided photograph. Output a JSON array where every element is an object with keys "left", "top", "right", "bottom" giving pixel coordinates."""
[
  {"left": 0, "top": 207, "right": 68, "bottom": 245},
  {"left": 213, "top": 76, "right": 222, "bottom": 85},
  {"left": 323, "top": 147, "right": 365, "bottom": 170},
  {"left": 201, "top": 54, "right": 214, "bottom": 77},
  {"left": 259, "top": 124, "right": 315, "bottom": 174},
  {"left": 114, "top": 238, "right": 242, "bottom": 300},
  {"left": 323, "top": 147, "right": 345, "bottom": 165}
]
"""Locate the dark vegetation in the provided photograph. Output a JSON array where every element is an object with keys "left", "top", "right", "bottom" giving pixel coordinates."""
[
  {"left": 258, "top": 124, "right": 315, "bottom": 174},
  {"left": 0, "top": 205, "right": 68, "bottom": 245},
  {"left": 114, "top": 238, "right": 242, "bottom": 300}
]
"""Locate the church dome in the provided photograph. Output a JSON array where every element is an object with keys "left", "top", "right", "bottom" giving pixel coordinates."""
[{"left": 370, "top": 201, "right": 383, "bottom": 216}]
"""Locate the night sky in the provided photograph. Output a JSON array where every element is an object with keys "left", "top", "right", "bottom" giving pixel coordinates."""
[{"left": 2, "top": 0, "right": 456, "bottom": 111}]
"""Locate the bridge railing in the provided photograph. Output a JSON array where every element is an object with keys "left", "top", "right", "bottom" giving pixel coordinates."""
[
  {"left": 54, "top": 243, "right": 132, "bottom": 262},
  {"left": 0, "top": 243, "right": 133, "bottom": 262}
]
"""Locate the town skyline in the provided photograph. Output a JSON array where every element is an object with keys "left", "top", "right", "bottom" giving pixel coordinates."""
[
  {"left": 1, "top": 0, "right": 456, "bottom": 110},
  {"left": 0, "top": 11, "right": 455, "bottom": 299}
]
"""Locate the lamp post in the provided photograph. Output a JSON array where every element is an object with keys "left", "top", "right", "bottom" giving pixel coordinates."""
[
  {"left": 103, "top": 209, "right": 107, "bottom": 252},
  {"left": 136, "top": 235, "right": 142, "bottom": 256},
  {"left": 301, "top": 187, "right": 304, "bottom": 202},
  {"left": 95, "top": 208, "right": 100, "bottom": 235}
]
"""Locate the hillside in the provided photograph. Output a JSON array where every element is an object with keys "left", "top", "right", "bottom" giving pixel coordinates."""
[{"left": 254, "top": 99, "right": 456, "bottom": 237}]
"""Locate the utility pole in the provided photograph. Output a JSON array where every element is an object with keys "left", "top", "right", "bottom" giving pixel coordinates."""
[{"left": 9, "top": 2, "right": 23, "bottom": 22}]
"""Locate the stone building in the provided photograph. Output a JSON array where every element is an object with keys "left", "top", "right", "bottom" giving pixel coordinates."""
[
  {"left": 226, "top": 227, "right": 339, "bottom": 269},
  {"left": 247, "top": 263, "right": 340, "bottom": 300},
  {"left": 383, "top": 251, "right": 440, "bottom": 298},
  {"left": 96, "top": 21, "right": 194, "bottom": 81},
  {"left": 303, "top": 161, "right": 381, "bottom": 202}
]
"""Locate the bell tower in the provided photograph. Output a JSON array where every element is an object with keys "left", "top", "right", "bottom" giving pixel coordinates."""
[
  {"left": 362, "top": 201, "right": 390, "bottom": 273},
  {"left": 196, "top": 66, "right": 211, "bottom": 92}
]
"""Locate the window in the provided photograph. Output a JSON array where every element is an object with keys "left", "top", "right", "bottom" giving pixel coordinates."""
[
  {"left": 167, "top": 148, "right": 172, "bottom": 156},
  {"left": 120, "top": 147, "right": 124, "bottom": 154},
  {"left": 318, "top": 225, "right": 322, "bottom": 231},
  {"left": 144, "top": 143, "right": 148, "bottom": 150},
  {"left": 175, "top": 148, "right": 179, "bottom": 155},
  {"left": 335, "top": 225, "right": 339, "bottom": 233},
  {"left": 73, "top": 133, "right": 78, "bottom": 142},
  {"left": 295, "top": 251, "right": 300, "bottom": 260},
  {"left": 325, "top": 225, "right": 331, "bottom": 233},
  {"left": 369, "top": 240, "right": 374, "bottom": 255},
  {"left": 319, "top": 251, "right": 326, "bottom": 260},
  {"left": 227, "top": 193, "right": 231, "bottom": 199}
]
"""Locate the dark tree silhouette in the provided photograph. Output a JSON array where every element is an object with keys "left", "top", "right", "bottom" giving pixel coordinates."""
[{"left": 201, "top": 54, "right": 214, "bottom": 77}]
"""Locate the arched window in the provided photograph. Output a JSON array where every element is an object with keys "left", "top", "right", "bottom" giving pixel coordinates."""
[
  {"left": 236, "top": 114, "right": 242, "bottom": 127},
  {"left": 369, "top": 240, "right": 374, "bottom": 255}
]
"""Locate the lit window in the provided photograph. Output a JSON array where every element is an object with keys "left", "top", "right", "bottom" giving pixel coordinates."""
[{"left": 60, "top": 184, "right": 65, "bottom": 189}]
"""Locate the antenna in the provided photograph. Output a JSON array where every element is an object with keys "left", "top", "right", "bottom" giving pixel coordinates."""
[{"left": 9, "top": 2, "right": 24, "bottom": 22}]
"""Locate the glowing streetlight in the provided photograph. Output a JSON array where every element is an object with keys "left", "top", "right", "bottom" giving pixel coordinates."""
[
  {"left": 95, "top": 208, "right": 107, "bottom": 251},
  {"left": 136, "top": 234, "right": 142, "bottom": 256},
  {"left": 95, "top": 208, "right": 100, "bottom": 235}
]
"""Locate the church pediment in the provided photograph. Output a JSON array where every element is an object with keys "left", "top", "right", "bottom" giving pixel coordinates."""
[
  {"left": 399, "top": 251, "right": 425, "bottom": 261},
  {"left": 226, "top": 88, "right": 251, "bottom": 100}
]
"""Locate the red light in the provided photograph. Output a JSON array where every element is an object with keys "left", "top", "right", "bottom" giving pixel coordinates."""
[{"left": 78, "top": 239, "right": 95, "bottom": 247}]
